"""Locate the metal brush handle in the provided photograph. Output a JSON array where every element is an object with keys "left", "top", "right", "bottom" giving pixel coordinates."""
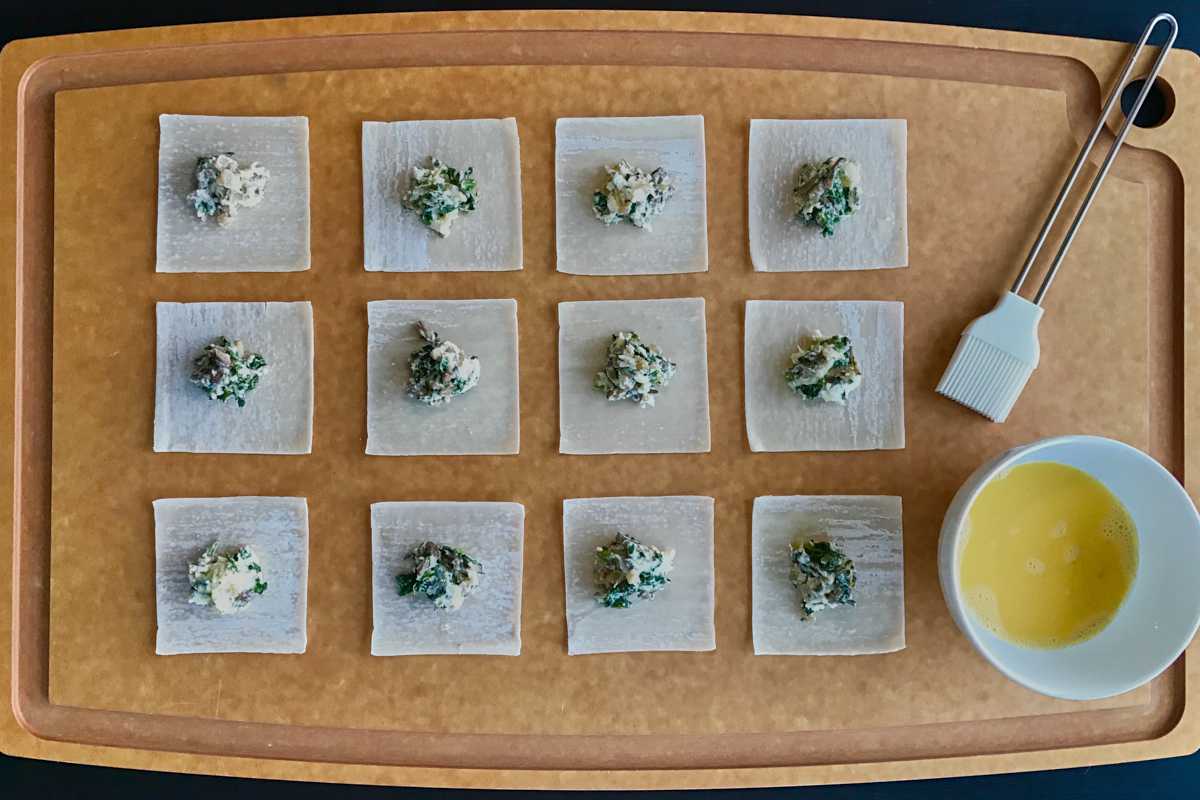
[{"left": 1010, "top": 12, "right": 1178, "bottom": 305}]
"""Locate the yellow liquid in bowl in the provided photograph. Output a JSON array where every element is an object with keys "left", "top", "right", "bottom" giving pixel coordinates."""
[{"left": 959, "top": 461, "right": 1138, "bottom": 649}]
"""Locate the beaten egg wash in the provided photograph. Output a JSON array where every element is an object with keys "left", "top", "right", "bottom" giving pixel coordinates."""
[{"left": 959, "top": 462, "right": 1138, "bottom": 649}]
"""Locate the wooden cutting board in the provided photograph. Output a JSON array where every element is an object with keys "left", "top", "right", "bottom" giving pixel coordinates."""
[{"left": 4, "top": 10, "right": 1199, "bottom": 790}]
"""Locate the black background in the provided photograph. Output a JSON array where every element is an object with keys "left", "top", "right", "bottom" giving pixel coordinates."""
[{"left": 3, "top": 1, "right": 1198, "bottom": 797}]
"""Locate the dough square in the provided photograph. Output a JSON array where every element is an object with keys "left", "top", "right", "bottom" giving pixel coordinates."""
[
  {"left": 558, "top": 298, "right": 711, "bottom": 454},
  {"left": 748, "top": 118, "right": 907, "bottom": 271},
  {"left": 562, "top": 496, "right": 715, "bottom": 655},
  {"left": 154, "top": 496, "right": 309, "bottom": 655},
  {"left": 366, "top": 299, "right": 519, "bottom": 456},
  {"left": 752, "top": 495, "right": 905, "bottom": 656},
  {"left": 154, "top": 302, "right": 314, "bottom": 454},
  {"left": 744, "top": 300, "right": 904, "bottom": 452},
  {"left": 371, "top": 502, "right": 525, "bottom": 656},
  {"left": 362, "top": 118, "right": 523, "bottom": 271},
  {"left": 555, "top": 115, "right": 708, "bottom": 275},
  {"left": 156, "top": 114, "right": 311, "bottom": 272}
]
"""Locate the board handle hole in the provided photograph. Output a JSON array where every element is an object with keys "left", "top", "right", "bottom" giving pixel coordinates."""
[{"left": 1121, "top": 76, "right": 1175, "bottom": 128}]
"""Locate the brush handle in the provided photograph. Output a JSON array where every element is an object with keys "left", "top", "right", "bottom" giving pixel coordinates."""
[{"left": 1010, "top": 12, "right": 1177, "bottom": 305}]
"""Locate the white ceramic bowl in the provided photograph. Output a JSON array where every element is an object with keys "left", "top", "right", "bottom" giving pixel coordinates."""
[{"left": 939, "top": 435, "right": 1200, "bottom": 700}]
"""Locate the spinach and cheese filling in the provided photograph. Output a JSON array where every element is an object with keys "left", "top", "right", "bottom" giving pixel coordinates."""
[
  {"left": 785, "top": 332, "right": 862, "bottom": 404},
  {"left": 594, "top": 532, "right": 676, "bottom": 608},
  {"left": 401, "top": 157, "right": 478, "bottom": 237},
  {"left": 190, "top": 336, "right": 268, "bottom": 407},
  {"left": 592, "top": 160, "right": 675, "bottom": 230},
  {"left": 187, "top": 153, "right": 270, "bottom": 226},
  {"left": 793, "top": 156, "right": 862, "bottom": 237},
  {"left": 406, "top": 321, "right": 481, "bottom": 406},
  {"left": 790, "top": 538, "right": 856, "bottom": 619},
  {"left": 188, "top": 543, "right": 268, "bottom": 615},
  {"left": 593, "top": 331, "right": 677, "bottom": 408},
  {"left": 395, "top": 541, "right": 484, "bottom": 611}
]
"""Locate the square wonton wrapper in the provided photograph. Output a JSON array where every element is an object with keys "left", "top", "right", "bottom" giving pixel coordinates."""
[
  {"left": 156, "top": 114, "right": 311, "bottom": 272},
  {"left": 563, "top": 496, "right": 715, "bottom": 655},
  {"left": 558, "top": 298, "right": 711, "bottom": 454},
  {"left": 155, "top": 496, "right": 309, "bottom": 655},
  {"left": 371, "top": 502, "right": 524, "bottom": 656},
  {"left": 752, "top": 495, "right": 905, "bottom": 656},
  {"left": 366, "top": 299, "right": 519, "bottom": 456},
  {"left": 748, "top": 118, "right": 907, "bottom": 271},
  {"left": 154, "top": 302, "right": 314, "bottom": 454},
  {"left": 555, "top": 115, "right": 708, "bottom": 275},
  {"left": 744, "top": 300, "right": 904, "bottom": 452},
  {"left": 362, "top": 118, "right": 523, "bottom": 271}
]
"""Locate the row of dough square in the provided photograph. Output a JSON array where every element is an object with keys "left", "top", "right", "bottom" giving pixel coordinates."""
[
  {"left": 155, "top": 495, "right": 904, "bottom": 657},
  {"left": 153, "top": 298, "right": 904, "bottom": 455},
  {"left": 155, "top": 114, "right": 907, "bottom": 273}
]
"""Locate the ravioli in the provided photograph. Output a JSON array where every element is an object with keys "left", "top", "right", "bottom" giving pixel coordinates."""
[
  {"left": 154, "top": 496, "right": 309, "bottom": 655},
  {"left": 371, "top": 501, "right": 524, "bottom": 656},
  {"left": 752, "top": 495, "right": 905, "bottom": 656},
  {"left": 362, "top": 118, "right": 523, "bottom": 271},
  {"left": 154, "top": 302, "right": 314, "bottom": 454},
  {"left": 555, "top": 115, "right": 708, "bottom": 275},
  {"left": 156, "top": 114, "right": 310, "bottom": 272},
  {"left": 558, "top": 298, "right": 711, "bottom": 454},
  {"left": 366, "top": 299, "right": 519, "bottom": 456},
  {"left": 744, "top": 300, "right": 904, "bottom": 452},
  {"left": 563, "top": 496, "right": 715, "bottom": 655},
  {"left": 748, "top": 118, "right": 907, "bottom": 271}
]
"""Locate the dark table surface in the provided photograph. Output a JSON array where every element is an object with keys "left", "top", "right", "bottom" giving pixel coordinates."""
[{"left": 3, "top": 1, "right": 1197, "bottom": 797}]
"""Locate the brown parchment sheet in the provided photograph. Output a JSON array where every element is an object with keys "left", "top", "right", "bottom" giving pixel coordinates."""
[
  {"left": 47, "top": 63, "right": 1152, "bottom": 735},
  {"left": 7, "top": 9, "right": 1200, "bottom": 790}
]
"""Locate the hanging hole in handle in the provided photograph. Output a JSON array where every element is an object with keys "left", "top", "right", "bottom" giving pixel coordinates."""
[{"left": 1120, "top": 76, "right": 1175, "bottom": 128}]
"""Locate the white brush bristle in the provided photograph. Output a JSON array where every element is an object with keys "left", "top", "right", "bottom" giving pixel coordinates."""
[{"left": 937, "top": 335, "right": 1035, "bottom": 423}]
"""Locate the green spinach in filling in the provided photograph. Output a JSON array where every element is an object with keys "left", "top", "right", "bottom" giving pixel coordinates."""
[
  {"left": 793, "top": 157, "right": 861, "bottom": 237},
  {"left": 594, "top": 532, "right": 675, "bottom": 609},
  {"left": 790, "top": 538, "right": 856, "bottom": 619},
  {"left": 396, "top": 541, "right": 484, "bottom": 611},
  {"left": 402, "top": 157, "right": 478, "bottom": 237}
]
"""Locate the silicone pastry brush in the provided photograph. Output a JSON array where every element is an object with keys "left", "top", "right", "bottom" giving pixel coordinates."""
[{"left": 937, "top": 13, "right": 1178, "bottom": 422}]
